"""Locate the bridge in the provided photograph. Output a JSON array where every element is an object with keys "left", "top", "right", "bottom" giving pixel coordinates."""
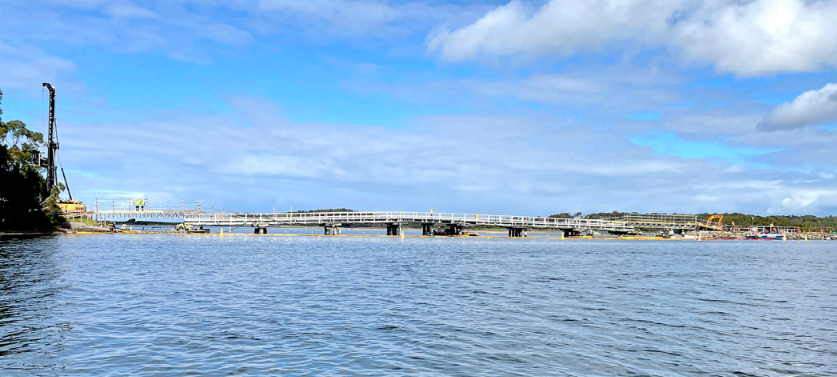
[
  {"left": 182, "top": 211, "right": 638, "bottom": 236},
  {"left": 88, "top": 198, "right": 722, "bottom": 237}
]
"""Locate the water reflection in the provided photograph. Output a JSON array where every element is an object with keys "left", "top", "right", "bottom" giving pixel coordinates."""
[{"left": 0, "top": 236, "right": 68, "bottom": 372}]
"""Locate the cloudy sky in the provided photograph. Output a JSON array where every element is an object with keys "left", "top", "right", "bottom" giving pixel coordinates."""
[{"left": 2, "top": 0, "right": 837, "bottom": 216}]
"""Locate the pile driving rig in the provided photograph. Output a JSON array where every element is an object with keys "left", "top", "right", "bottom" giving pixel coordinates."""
[{"left": 42, "top": 83, "right": 86, "bottom": 215}]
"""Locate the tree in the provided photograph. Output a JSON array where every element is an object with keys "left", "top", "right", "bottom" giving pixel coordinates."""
[
  {"left": 0, "top": 87, "right": 65, "bottom": 230},
  {"left": 1, "top": 119, "right": 45, "bottom": 168}
]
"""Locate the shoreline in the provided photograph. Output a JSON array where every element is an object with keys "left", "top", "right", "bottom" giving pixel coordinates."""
[
  {"left": 5, "top": 225, "right": 831, "bottom": 241},
  {"left": 0, "top": 230, "right": 63, "bottom": 236},
  {"left": 63, "top": 231, "right": 833, "bottom": 241}
]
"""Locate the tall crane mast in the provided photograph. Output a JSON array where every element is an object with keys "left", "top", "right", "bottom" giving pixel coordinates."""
[
  {"left": 42, "top": 83, "right": 58, "bottom": 193},
  {"left": 39, "top": 82, "right": 84, "bottom": 216}
]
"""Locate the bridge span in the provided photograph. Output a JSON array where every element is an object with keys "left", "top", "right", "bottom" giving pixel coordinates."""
[
  {"left": 182, "top": 211, "right": 636, "bottom": 237},
  {"left": 92, "top": 198, "right": 205, "bottom": 220},
  {"left": 88, "top": 199, "right": 717, "bottom": 237}
]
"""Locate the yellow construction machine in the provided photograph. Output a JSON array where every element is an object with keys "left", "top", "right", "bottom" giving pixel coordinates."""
[{"left": 58, "top": 199, "right": 87, "bottom": 215}]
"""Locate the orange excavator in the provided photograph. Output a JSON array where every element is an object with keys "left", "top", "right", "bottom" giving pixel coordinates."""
[{"left": 705, "top": 215, "right": 723, "bottom": 229}]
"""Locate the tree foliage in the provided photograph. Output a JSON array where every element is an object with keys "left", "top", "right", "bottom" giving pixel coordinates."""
[{"left": 0, "top": 87, "right": 65, "bottom": 230}]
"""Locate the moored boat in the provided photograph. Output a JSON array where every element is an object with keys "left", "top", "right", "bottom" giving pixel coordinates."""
[
  {"left": 745, "top": 233, "right": 784, "bottom": 240},
  {"left": 745, "top": 226, "right": 784, "bottom": 240}
]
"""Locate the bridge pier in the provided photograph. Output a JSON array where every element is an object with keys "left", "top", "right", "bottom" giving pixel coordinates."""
[
  {"left": 421, "top": 223, "right": 434, "bottom": 236},
  {"left": 448, "top": 224, "right": 465, "bottom": 236},
  {"left": 386, "top": 223, "right": 404, "bottom": 236},
  {"left": 508, "top": 227, "right": 527, "bottom": 237},
  {"left": 324, "top": 225, "right": 341, "bottom": 235},
  {"left": 254, "top": 226, "right": 268, "bottom": 234}
]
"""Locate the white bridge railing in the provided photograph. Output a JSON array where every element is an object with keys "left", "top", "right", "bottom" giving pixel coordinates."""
[
  {"left": 92, "top": 198, "right": 203, "bottom": 220},
  {"left": 184, "top": 211, "right": 635, "bottom": 231}
]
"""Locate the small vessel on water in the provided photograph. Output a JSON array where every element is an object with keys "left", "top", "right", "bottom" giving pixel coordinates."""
[
  {"left": 745, "top": 226, "right": 784, "bottom": 240},
  {"left": 175, "top": 223, "right": 209, "bottom": 233}
]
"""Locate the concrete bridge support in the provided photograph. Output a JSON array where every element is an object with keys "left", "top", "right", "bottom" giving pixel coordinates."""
[
  {"left": 254, "top": 226, "right": 268, "bottom": 234},
  {"left": 386, "top": 223, "right": 404, "bottom": 236},
  {"left": 421, "top": 223, "right": 434, "bottom": 236},
  {"left": 324, "top": 225, "right": 341, "bottom": 235},
  {"left": 448, "top": 224, "right": 465, "bottom": 236},
  {"left": 508, "top": 227, "right": 527, "bottom": 237}
]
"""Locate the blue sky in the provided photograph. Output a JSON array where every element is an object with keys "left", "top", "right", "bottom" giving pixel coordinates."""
[{"left": 2, "top": 0, "right": 837, "bottom": 216}]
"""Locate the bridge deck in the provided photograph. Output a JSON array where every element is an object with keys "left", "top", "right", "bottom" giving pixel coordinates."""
[
  {"left": 184, "top": 211, "right": 636, "bottom": 231},
  {"left": 88, "top": 202, "right": 721, "bottom": 232}
]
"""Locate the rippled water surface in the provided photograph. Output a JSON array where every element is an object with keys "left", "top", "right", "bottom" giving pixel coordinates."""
[{"left": 1, "top": 235, "right": 835, "bottom": 376}]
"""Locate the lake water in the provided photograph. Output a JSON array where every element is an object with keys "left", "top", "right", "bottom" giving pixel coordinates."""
[{"left": 1, "top": 234, "right": 835, "bottom": 376}]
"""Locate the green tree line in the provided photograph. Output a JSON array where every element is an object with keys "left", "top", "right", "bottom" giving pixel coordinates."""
[{"left": 0, "top": 87, "right": 65, "bottom": 230}]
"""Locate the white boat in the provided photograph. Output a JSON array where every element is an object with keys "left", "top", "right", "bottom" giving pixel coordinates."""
[
  {"left": 745, "top": 233, "right": 784, "bottom": 240},
  {"left": 744, "top": 226, "right": 785, "bottom": 240}
]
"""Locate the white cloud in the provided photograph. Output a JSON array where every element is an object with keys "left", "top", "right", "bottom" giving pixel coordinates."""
[
  {"left": 105, "top": 2, "right": 160, "bottom": 19},
  {"left": 196, "top": 23, "right": 253, "bottom": 46},
  {"left": 0, "top": 42, "right": 79, "bottom": 91},
  {"left": 5, "top": 0, "right": 837, "bottom": 216},
  {"left": 219, "top": 155, "right": 339, "bottom": 178},
  {"left": 346, "top": 63, "right": 681, "bottom": 113},
  {"left": 428, "top": 0, "right": 837, "bottom": 76},
  {"left": 757, "top": 83, "right": 837, "bottom": 131},
  {"left": 244, "top": 0, "right": 400, "bottom": 34},
  {"left": 771, "top": 189, "right": 837, "bottom": 213},
  {"left": 656, "top": 112, "right": 761, "bottom": 135},
  {"left": 470, "top": 69, "right": 679, "bottom": 109},
  {"left": 44, "top": 95, "right": 837, "bottom": 215},
  {"left": 678, "top": 0, "right": 837, "bottom": 76},
  {"left": 225, "top": 0, "right": 486, "bottom": 38},
  {"left": 427, "top": 0, "right": 676, "bottom": 62},
  {"left": 475, "top": 74, "right": 604, "bottom": 102},
  {"left": 0, "top": 1, "right": 254, "bottom": 64},
  {"left": 41, "top": 0, "right": 108, "bottom": 8}
]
